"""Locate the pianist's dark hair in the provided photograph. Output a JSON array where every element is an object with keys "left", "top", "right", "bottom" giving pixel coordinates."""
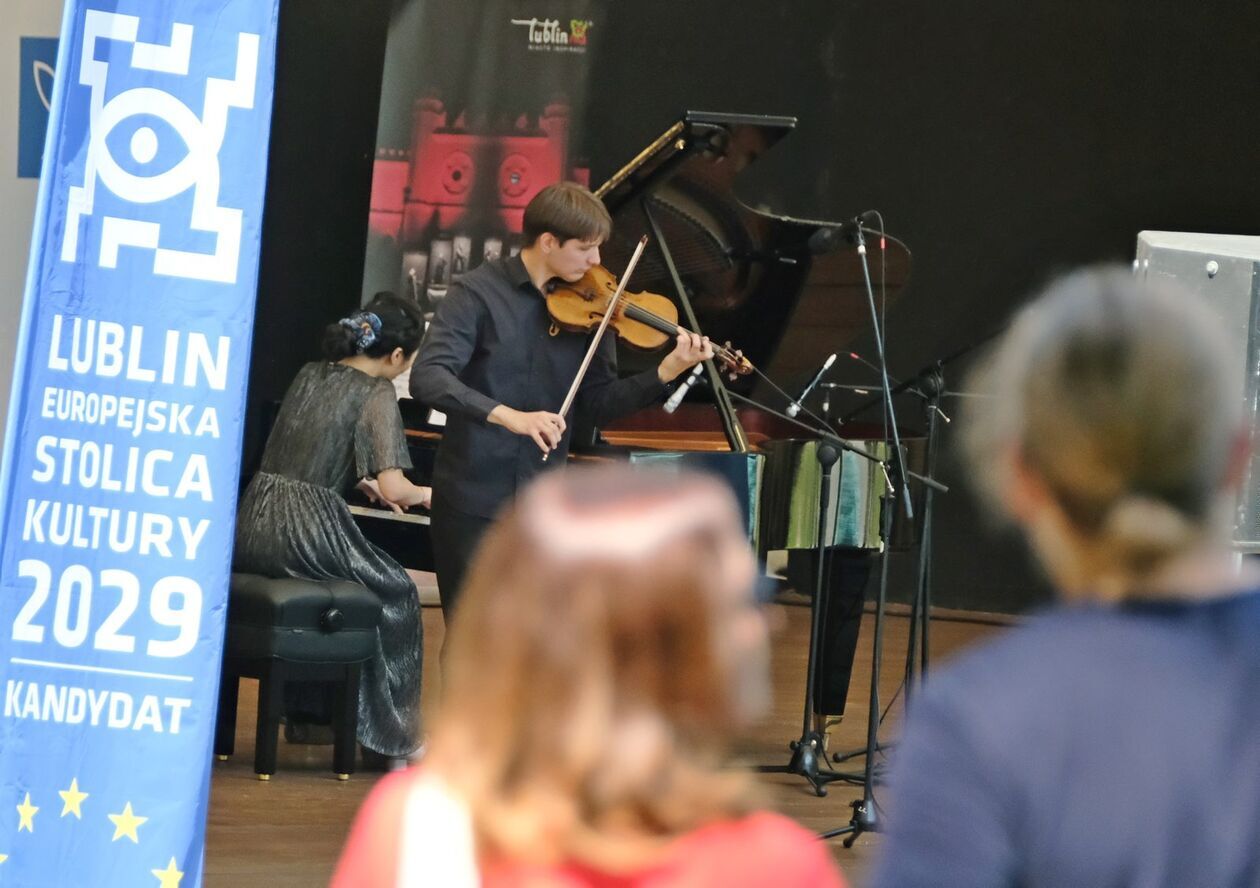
[
  {"left": 523, "top": 181, "right": 612, "bottom": 246},
  {"left": 322, "top": 291, "right": 424, "bottom": 361}
]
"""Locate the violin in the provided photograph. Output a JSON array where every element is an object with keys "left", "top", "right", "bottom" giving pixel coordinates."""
[
  {"left": 541, "top": 237, "right": 748, "bottom": 463},
  {"left": 545, "top": 264, "right": 753, "bottom": 377}
]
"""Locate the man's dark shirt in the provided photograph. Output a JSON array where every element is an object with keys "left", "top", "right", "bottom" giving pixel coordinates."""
[{"left": 409, "top": 255, "right": 667, "bottom": 518}]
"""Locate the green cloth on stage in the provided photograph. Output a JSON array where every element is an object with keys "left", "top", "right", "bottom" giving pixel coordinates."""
[{"left": 763, "top": 439, "right": 887, "bottom": 551}]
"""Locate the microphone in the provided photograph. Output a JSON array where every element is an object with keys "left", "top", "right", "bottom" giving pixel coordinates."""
[
  {"left": 847, "top": 351, "right": 901, "bottom": 384},
  {"left": 664, "top": 364, "right": 706, "bottom": 414},
  {"left": 786, "top": 353, "right": 836, "bottom": 418},
  {"left": 806, "top": 211, "right": 881, "bottom": 255}
]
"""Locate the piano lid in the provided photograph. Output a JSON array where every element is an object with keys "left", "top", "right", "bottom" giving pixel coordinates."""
[{"left": 595, "top": 111, "right": 912, "bottom": 401}]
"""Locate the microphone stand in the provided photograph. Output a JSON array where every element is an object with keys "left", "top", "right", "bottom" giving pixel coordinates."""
[
  {"left": 818, "top": 221, "right": 913, "bottom": 846},
  {"left": 820, "top": 347, "right": 1004, "bottom": 846},
  {"left": 724, "top": 390, "right": 944, "bottom": 802},
  {"left": 673, "top": 216, "right": 947, "bottom": 831},
  {"left": 723, "top": 390, "right": 892, "bottom": 797},
  {"left": 834, "top": 349, "right": 984, "bottom": 721},
  {"left": 839, "top": 325, "right": 1005, "bottom": 425},
  {"left": 833, "top": 331, "right": 997, "bottom": 718},
  {"left": 903, "top": 364, "right": 944, "bottom": 708},
  {"left": 824, "top": 365, "right": 952, "bottom": 772},
  {"left": 855, "top": 223, "right": 914, "bottom": 523}
]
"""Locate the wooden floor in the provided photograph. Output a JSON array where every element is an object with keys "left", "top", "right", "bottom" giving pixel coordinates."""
[{"left": 204, "top": 601, "right": 1003, "bottom": 887}]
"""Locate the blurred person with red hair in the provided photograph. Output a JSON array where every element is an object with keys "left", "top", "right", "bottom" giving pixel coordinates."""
[{"left": 331, "top": 465, "right": 845, "bottom": 887}]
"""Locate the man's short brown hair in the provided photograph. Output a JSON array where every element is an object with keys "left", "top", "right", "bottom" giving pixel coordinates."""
[{"left": 522, "top": 181, "right": 612, "bottom": 246}]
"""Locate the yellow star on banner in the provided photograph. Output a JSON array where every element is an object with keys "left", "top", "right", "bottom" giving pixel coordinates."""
[
  {"left": 152, "top": 857, "right": 183, "bottom": 887},
  {"left": 0, "top": 853, "right": 7, "bottom": 863},
  {"left": 16, "top": 794, "right": 38, "bottom": 832},
  {"left": 59, "top": 779, "right": 88, "bottom": 819},
  {"left": 107, "top": 802, "right": 148, "bottom": 843}
]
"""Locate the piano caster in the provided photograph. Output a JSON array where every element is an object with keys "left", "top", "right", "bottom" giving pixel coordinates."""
[
  {"left": 216, "top": 754, "right": 229, "bottom": 761},
  {"left": 336, "top": 773, "right": 350, "bottom": 782},
  {"left": 257, "top": 773, "right": 271, "bottom": 782}
]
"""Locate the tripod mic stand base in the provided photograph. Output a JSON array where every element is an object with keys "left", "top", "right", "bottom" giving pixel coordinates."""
[
  {"left": 818, "top": 797, "right": 880, "bottom": 845},
  {"left": 755, "top": 731, "right": 848, "bottom": 797},
  {"left": 830, "top": 740, "right": 895, "bottom": 764}
]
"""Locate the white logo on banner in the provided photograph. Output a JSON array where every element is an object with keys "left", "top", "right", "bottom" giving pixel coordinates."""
[
  {"left": 33, "top": 60, "right": 55, "bottom": 110},
  {"left": 60, "top": 11, "right": 260, "bottom": 284}
]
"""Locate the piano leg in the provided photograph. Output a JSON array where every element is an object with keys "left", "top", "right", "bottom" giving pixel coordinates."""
[{"left": 785, "top": 549, "right": 872, "bottom": 719}]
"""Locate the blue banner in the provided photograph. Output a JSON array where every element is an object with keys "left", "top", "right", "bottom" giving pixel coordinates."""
[
  {"left": 0, "top": 3, "right": 278, "bottom": 885},
  {"left": 17, "top": 38, "right": 58, "bottom": 180}
]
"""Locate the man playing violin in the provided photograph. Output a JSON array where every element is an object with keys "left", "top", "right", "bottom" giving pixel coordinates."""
[{"left": 410, "top": 181, "right": 714, "bottom": 619}]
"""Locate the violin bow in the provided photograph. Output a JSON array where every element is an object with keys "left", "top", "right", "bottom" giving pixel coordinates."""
[{"left": 542, "top": 235, "right": 649, "bottom": 462}]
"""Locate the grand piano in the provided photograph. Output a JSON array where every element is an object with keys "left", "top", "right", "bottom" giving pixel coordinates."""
[
  {"left": 588, "top": 111, "right": 912, "bottom": 555},
  {"left": 359, "top": 111, "right": 916, "bottom": 567}
]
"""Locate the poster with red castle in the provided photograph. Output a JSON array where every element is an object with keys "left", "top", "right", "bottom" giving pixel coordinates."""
[{"left": 362, "top": 0, "right": 603, "bottom": 315}]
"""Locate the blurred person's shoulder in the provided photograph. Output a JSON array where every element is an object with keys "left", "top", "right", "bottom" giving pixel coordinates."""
[
  {"left": 346, "top": 774, "right": 847, "bottom": 888},
  {"left": 661, "top": 810, "right": 847, "bottom": 887},
  {"left": 912, "top": 589, "right": 1260, "bottom": 736},
  {"left": 329, "top": 770, "right": 418, "bottom": 888},
  {"left": 490, "top": 811, "right": 847, "bottom": 887},
  {"left": 952, "top": 587, "right": 1260, "bottom": 673}
]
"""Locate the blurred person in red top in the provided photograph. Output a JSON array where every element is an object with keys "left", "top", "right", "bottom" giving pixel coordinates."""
[{"left": 331, "top": 465, "right": 845, "bottom": 887}]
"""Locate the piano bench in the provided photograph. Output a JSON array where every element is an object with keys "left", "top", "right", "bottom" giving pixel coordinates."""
[{"left": 214, "top": 573, "right": 381, "bottom": 781}]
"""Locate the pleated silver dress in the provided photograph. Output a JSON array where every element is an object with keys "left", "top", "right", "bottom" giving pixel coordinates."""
[{"left": 234, "top": 362, "right": 422, "bottom": 756}]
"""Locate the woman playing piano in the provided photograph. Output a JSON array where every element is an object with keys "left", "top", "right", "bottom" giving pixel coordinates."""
[{"left": 234, "top": 292, "right": 429, "bottom": 761}]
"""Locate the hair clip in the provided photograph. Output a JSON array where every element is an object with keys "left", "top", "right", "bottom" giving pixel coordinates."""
[{"left": 340, "top": 311, "right": 383, "bottom": 353}]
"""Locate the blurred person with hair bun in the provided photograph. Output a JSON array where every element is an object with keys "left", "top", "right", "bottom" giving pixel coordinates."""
[
  {"left": 872, "top": 267, "right": 1260, "bottom": 887},
  {"left": 331, "top": 465, "right": 846, "bottom": 887},
  {"left": 234, "top": 292, "right": 430, "bottom": 760}
]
